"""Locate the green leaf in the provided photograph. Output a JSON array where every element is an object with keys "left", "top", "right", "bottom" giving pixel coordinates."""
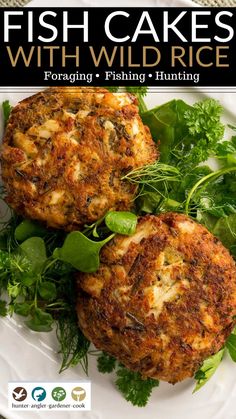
[
  {"left": 193, "top": 348, "right": 224, "bottom": 393},
  {"left": 7, "top": 283, "right": 21, "bottom": 298},
  {"left": 184, "top": 99, "right": 223, "bottom": 137},
  {"left": 142, "top": 99, "right": 190, "bottom": 163},
  {"left": 105, "top": 86, "right": 119, "bottom": 93},
  {"left": 125, "top": 86, "right": 148, "bottom": 97},
  {"left": 97, "top": 352, "right": 116, "bottom": 373},
  {"left": 215, "top": 140, "right": 236, "bottom": 157},
  {"left": 20, "top": 274, "right": 37, "bottom": 287},
  {"left": 20, "top": 237, "right": 47, "bottom": 273},
  {"left": 15, "top": 220, "right": 48, "bottom": 242},
  {"left": 0, "top": 250, "right": 10, "bottom": 269},
  {"left": 196, "top": 211, "right": 218, "bottom": 233},
  {"left": 115, "top": 365, "right": 159, "bottom": 407},
  {"left": 230, "top": 245, "right": 236, "bottom": 258},
  {"left": 0, "top": 300, "right": 7, "bottom": 316},
  {"left": 105, "top": 211, "right": 137, "bottom": 236},
  {"left": 14, "top": 302, "right": 31, "bottom": 317},
  {"left": 142, "top": 98, "right": 224, "bottom": 170},
  {"left": 137, "top": 191, "right": 162, "bottom": 214},
  {"left": 54, "top": 231, "right": 114, "bottom": 273},
  {"left": 226, "top": 333, "right": 236, "bottom": 362},
  {"left": 38, "top": 281, "right": 57, "bottom": 300},
  {"left": 213, "top": 214, "right": 236, "bottom": 248},
  {"left": 2, "top": 100, "right": 12, "bottom": 125},
  {"left": 25, "top": 308, "right": 53, "bottom": 332}
]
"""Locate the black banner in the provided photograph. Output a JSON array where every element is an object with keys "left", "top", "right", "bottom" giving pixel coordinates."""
[{"left": 0, "top": 7, "right": 235, "bottom": 86}]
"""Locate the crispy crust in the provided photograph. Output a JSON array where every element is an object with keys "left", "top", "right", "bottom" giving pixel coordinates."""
[
  {"left": 1, "top": 87, "right": 158, "bottom": 230},
  {"left": 76, "top": 213, "right": 236, "bottom": 383}
]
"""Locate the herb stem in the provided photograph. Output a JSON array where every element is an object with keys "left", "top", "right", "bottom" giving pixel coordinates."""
[
  {"left": 42, "top": 257, "right": 58, "bottom": 274},
  {"left": 138, "top": 95, "right": 148, "bottom": 114},
  {"left": 185, "top": 166, "right": 236, "bottom": 215}
]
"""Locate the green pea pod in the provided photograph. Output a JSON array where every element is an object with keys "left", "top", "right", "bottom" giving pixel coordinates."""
[
  {"left": 53, "top": 231, "right": 114, "bottom": 273},
  {"left": 105, "top": 211, "right": 137, "bottom": 235}
]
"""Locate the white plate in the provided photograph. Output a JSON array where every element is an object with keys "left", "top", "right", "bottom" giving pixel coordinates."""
[{"left": 1, "top": 1, "right": 236, "bottom": 419}]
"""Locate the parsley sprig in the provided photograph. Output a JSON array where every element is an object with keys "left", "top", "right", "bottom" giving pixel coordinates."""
[{"left": 97, "top": 352, "right": 159, "bottom": 407}]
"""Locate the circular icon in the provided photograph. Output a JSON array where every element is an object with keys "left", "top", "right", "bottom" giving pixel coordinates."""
[
  {"left": 51, "top": 387, "right": 66, "bottom": 402},
  {"left": 12, "top": 387, "right": 27, "bottom": 402},
  {"left": 71, "top": 386, "right": 86, "bottom": 402},
  {"left": 31, "top": 387, "right": 46, "bottom": 402}
]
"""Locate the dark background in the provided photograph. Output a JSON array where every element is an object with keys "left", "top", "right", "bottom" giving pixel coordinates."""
[{"left": 0, "top": 7, "right": 235, "bottom": 86}]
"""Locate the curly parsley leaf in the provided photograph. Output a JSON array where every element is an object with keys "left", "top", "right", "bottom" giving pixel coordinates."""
[
  {"left": 184, "top": 99, "right": 224, "bottom": 139},
  {"left": 182, "top": 99, "right": 224, "bottom": 168},
  {"left": 96, "top": 353, "right": 159, "bottom": 406},
  {"left": 215, "top": 138, "right": 236, "bottom": 158},
  {"left": 193, "top": 348, "right": 224, "bottom": 393},
  {"left": 97, "top": 352, "right": 116, "bottom": 373},
  {"left": 115, "top": 365, "right": 159, "bottom": 407}
]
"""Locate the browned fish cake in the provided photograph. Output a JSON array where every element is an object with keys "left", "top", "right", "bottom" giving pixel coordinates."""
[
  {"left": 1, "top": 87, "right": 157, "bottom": 230},
  {"left": 76, "top": 212, "right": 236, "bottom": 383}
]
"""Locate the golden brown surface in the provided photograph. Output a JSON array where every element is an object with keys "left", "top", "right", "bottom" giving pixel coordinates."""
[
  {"left": 1, "top": 87, "right": 157, "bottom": 230},
  {"left": 77, "top": 213, "right": 236, "bottom": 383}
]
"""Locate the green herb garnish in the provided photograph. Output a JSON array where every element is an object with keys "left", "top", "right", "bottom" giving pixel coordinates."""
[
  {"left": 1, "top": 93, "right": 236, "bottom": 407},
  {"left": 53, "top": 231, "right": 115, "bottom": 273},
  {"left": 2, "top": 100, "right": 12, "bottom": 125},
  {"left": 0, "top": 300, "right": 7, "bottom": 316},
  {"left": 193, "top": 349, "right": 224, "bottom": 393},
  {"left": 226, "top": 332, "right": 236, "bottom": 362},
  {"left": 115, "top": 365, "right": 159, "bottom": 407},
  {"left": 97, "top": 352, "right": 116, "bottom": 373},
  {"left": 105, "top": 211, "right": 137, "bottom": 235},
  {"left": 96, "top": 353, "right": 159, "bottom": 406}
]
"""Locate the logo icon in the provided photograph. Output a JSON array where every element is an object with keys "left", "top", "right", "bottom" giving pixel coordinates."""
[
  {"left": 12, "top": 387, "right": 27, "bottom": 402},
  {"left": 71, "top": 386, "right": 86, "bottom": 402},
  {"left": 31, "top": 387, "right": 46, "bottom": 402},
  {"left": 51, "top": 387, "right": 66, "bottom": 402}
]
